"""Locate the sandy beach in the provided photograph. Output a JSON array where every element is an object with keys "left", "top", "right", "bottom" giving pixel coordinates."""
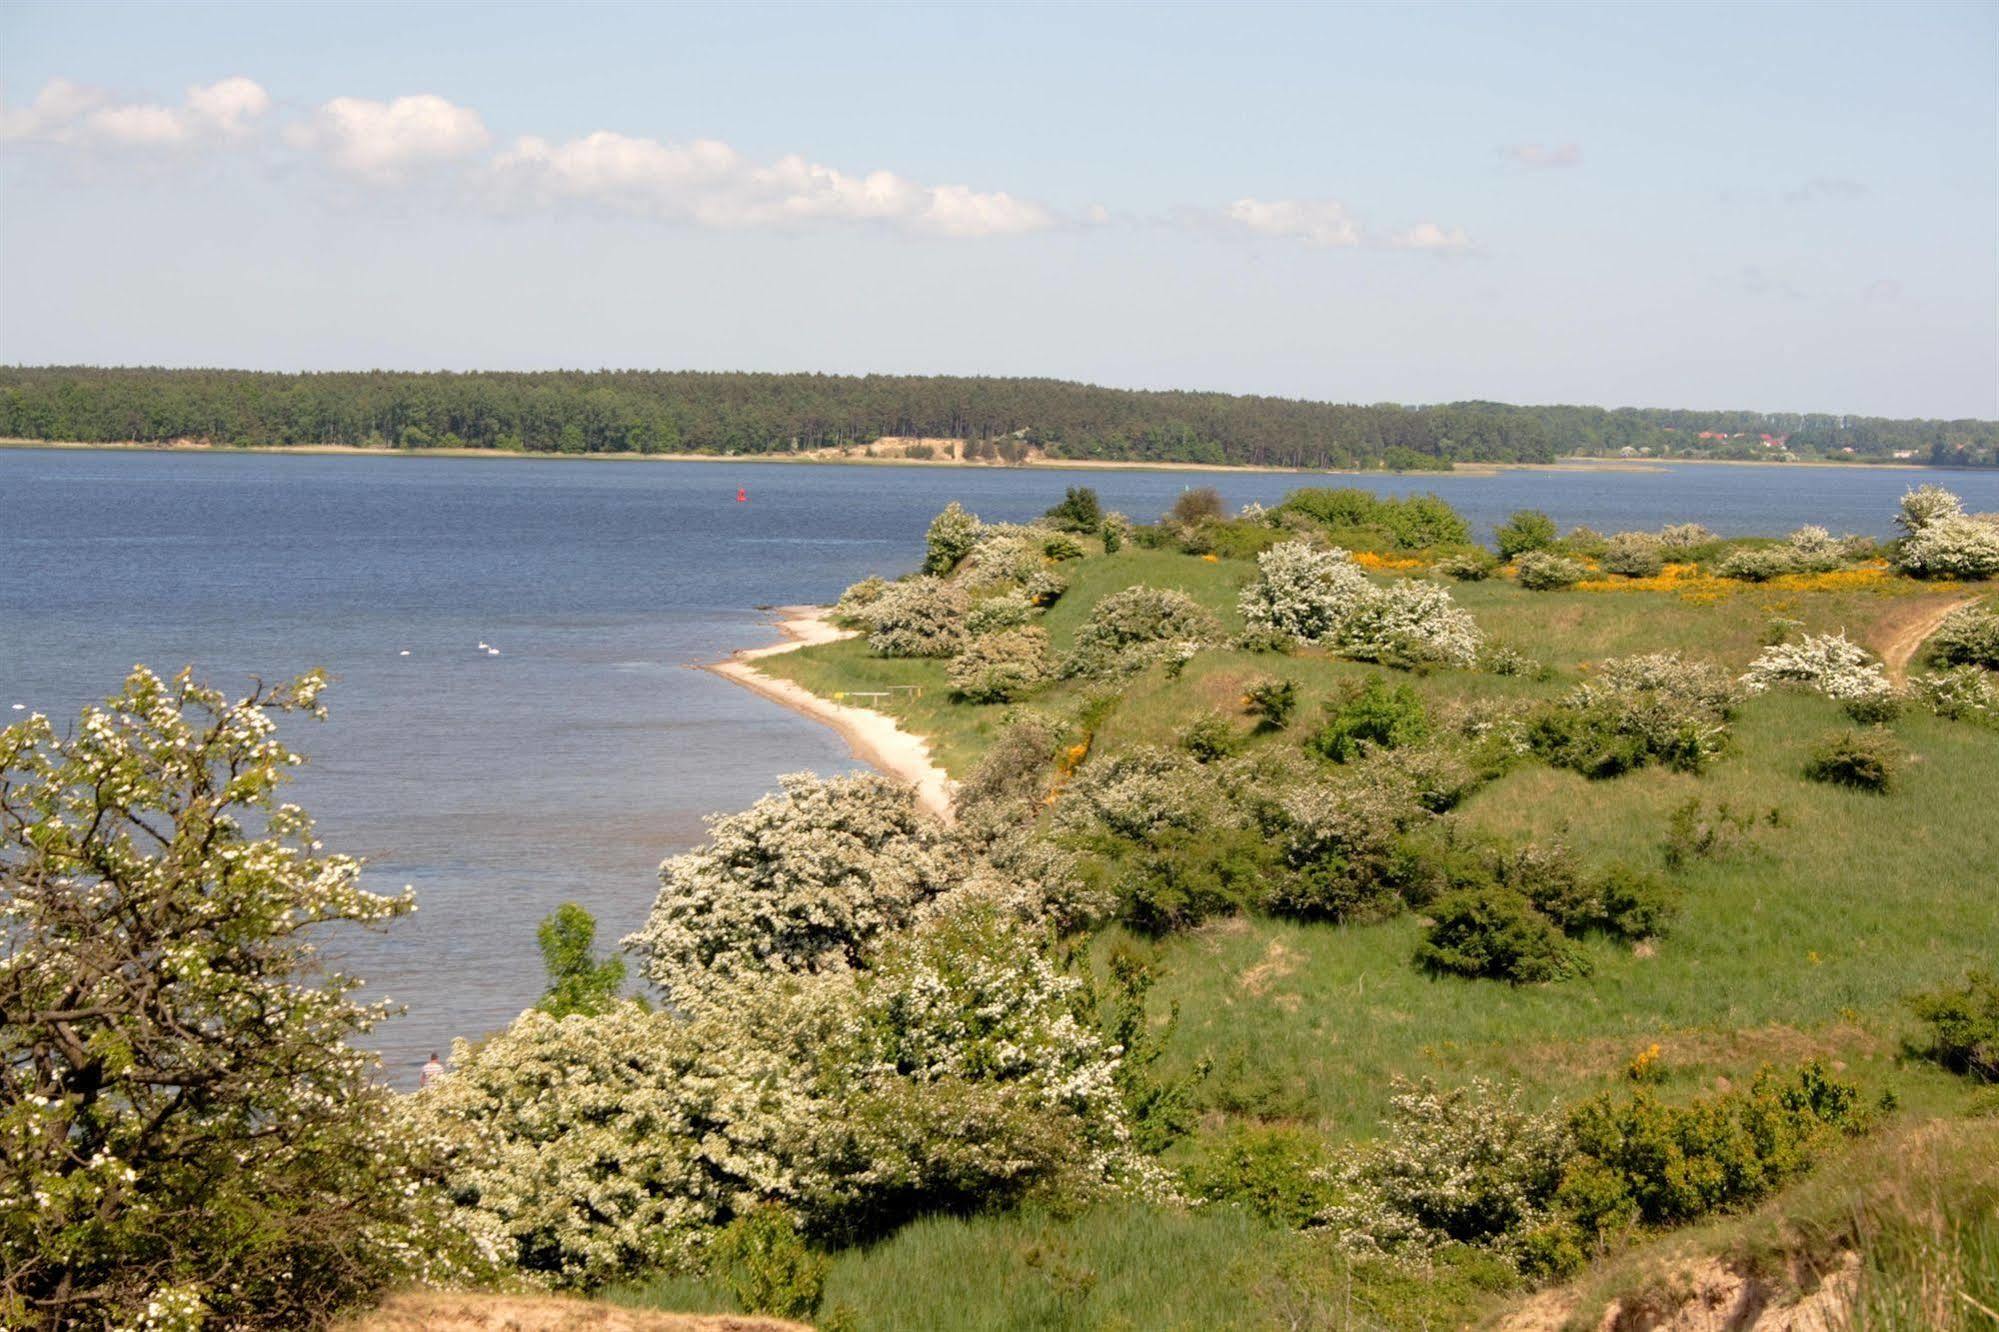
[{"left": 705, "top": 607, "right": 956, "bottom": 820}]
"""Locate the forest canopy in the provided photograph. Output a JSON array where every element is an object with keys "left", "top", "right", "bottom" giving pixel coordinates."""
[{"left": 1, "top": 366, "right": 1994, "bottom": 468}]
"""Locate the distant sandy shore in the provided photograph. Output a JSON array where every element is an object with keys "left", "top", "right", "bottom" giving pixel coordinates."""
[
  {"left": 705, "top": 607, "right": 956, "bottom": 820},
  {"left": 1, "top": 437, "right": 1944, "bottom": 475}
]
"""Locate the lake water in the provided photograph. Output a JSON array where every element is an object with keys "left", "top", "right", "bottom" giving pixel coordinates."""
[{"left": 4, "top": 448, "right": 1996, "bottom": 1082}]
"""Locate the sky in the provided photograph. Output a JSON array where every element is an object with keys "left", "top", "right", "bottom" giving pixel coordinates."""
[{"left": 1, "top": 0, "right": 1994, "bottom": 419}]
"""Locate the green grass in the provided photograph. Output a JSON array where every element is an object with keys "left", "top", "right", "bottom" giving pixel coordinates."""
[{"left": 728, "top": 543, "right": 1999, "bottom": 1328}]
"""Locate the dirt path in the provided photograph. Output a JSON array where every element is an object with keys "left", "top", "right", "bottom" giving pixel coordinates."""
[
  {"left": 347, "top": 1291, "right": 807, "bottom": 1331},
  {"left": 1873, "top": 595, "right": 1981, "bottom": 682},
  {"left": 705, "top": 607, "right": 956, "bottom": 820}
]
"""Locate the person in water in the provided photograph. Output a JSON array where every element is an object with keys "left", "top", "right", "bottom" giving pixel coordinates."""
[{"left": 419, "top": 1052, "right": 445, "bottom": 1088}]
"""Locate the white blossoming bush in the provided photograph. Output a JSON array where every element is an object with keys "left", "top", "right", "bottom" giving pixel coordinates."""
[
  {"left": 965, "top": 590, "right": 1035, "bottom": 635},
  {"left": 922, "top": 501, "right": 982, "bottom": 574},
  {"left": 1895, "top": 485, "right": 1999, "bottom": 580},
  {"left": 1715, "top": 546, "right": 1797, "bottom": 582},
  {"left": 830, "top": 574, "right": 890, "bottom": 626},
  {"left": 416, "top": 998, "right": 830, "bottom": 1289},
  {"left": 1053, "top": 745, "right": 1212, "bottom": 842},
  {"left": 947, "top": 626, "right": 1052, "bottom": 703},
  {"left": 1657, "top": 522, "right": 1716, "bottom": 553},
  {"left": 1910, "top": 667, "right": 1998, "bottom": 721},
  {"left": 958, "top": 524, "right": 1047, "bottom": 591},
  {"left": 1316, "top": 1078, "right": 1569, "bottom": 1263},
  {"left": 625, "top": 773, "right": 951, "bottom": 1010},
  {"left": 1238, "top": 541, "right": 1481, "bottom": 666},
  {"left": 421, "top": 905, "right": 1156, "bottom": 1285},
  {"left": 1786, "top": 525, "right": 1845, "bottom": 572},
  {"left": 1336, "top": 578, "right": 1482, "bottom": 667},
  {"left": 1, "top": 668, "right": 494, "bottom": 1329},
  {"left": 1742, "top": 632, "right": 1893, "bottom": 701},
  {"left": 864, "top": 576, "right": 968, "bottom": 657},
  {"left": 1238, "top": 541, "right": 1374, "bottom": 644},
  {"left": 1062, "top": 585, "right": 1221, "bottom": 679},
  {"left": 1926, "top": 605, "right": 1999, "bottom": 670},
  {"left": 1601, "top": 531, "right": 1665, "bottom": 578},
  {"left": 1593, "top": 651, "right": 1746, "bottom": 717},
  {"left": 1512, "top": 550, "right": 1588, "bottom": 590}
]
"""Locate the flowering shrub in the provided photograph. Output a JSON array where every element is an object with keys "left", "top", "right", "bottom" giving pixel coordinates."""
[
  {"left": 957, "top": 525, "right": 1047, "bottom": 590},
  {"left": 1910, "top": 666, "right": 1997, "bottom": 720},
  {"left": 1337, "top": 578, "right": 1483, "bottom": 667},
  {"left": 1261, "top": 774, "right": 1425, "bottom": 922},
  {"left": 1742, "top": 631, "right": 1892, "bottom": 701},
  {"left": 1318, "top": 1078, "right": 1571, "bottom": 1261},
  {"left": 1100, "top": 511, "right": 1132, "bottom": 554},
  {"left": 1024, "top": 568, "right": 1069, "bottom": 607},
  {"left": 1786, "top": 525, "right": 1846, "bottom": 572},
  {"left": 1657, "top": 522, "right": 1716, "bottom": 553},
  {"left": 1513, "top": 550, "right": 1587, "bottom": 590},
  {"left": 1239, "top": 542, "right": 1480, "bottom": 666},
  {"left": 831, "top": 574, "right": 890, "bottom": 626},
  {"left": 1528, "top": 657, "right": 1738, "bottom": 778},
  {"left": 1063, "top": 585, "right": 1221, "bottom": 679},
  {"left": 1053, "top": 746, "right": 1209, "bottom": 842},
  {"left": 626, "top": 773, "right": 951, "bottom": 1009},
  {"left": 965, "top": 590, "right": 1035, "bottom": 635},
  {"left": 1593, "top": 651, "right": 1745, "bottom": 717},
  {"left": 0, "top": 669, "right": 490, "bottom": 1328},
  {"left": 1601, "top": 532, "right": 1665, "bottom": 578},
  {"left": 1238, "top": 541, "right": 1375, "bottom": 643},
  {"left": 947, "top": 626, "right": 1052, "bottom": 702},
  {"left": 1926, "top": 605, "right": 1999, "bottom": 669},
  {"left": 865, "top": 576, "right": 968, "bottom": 657},
  {"left": 1715, "top": 546, "right": 1797, "bottom": 582},
  {"left": 922, "top": 500, "right": 982, "bottom": 574},
  {"left": 1894, "top": 486, "right": 1999, "bottom": 579}
]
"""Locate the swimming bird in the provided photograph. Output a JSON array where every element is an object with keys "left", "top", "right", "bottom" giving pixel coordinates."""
[
  {"left": 9, "top": 703, "right": 22, "bottom": 711},
  {"left": 399, "top": 650, "right": 411, "bottom": 656}
]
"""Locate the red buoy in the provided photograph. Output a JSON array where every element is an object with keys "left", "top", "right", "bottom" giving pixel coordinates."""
[{"left": 737, "top": 487, "right": 748, "bottom": 502}]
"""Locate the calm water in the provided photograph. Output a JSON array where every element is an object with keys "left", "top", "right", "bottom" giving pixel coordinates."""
[{"left": 4, "top": 449, "right": 1996, "bottom": 1082}]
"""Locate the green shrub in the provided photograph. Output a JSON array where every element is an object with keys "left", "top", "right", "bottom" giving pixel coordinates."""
[
  {"left": 1278, "top": 488, "right": 1472, "bottom": 549},
  {"left": 1178, "top": 710, "right": 1240, "bottom": 762},
  {"left": 1662, "top": 797, "right": 1766, "bottom": 871},
  {"left": 1166, "top": 486, "right": 1226, "bottom": 527},
  {"left": 1044, "top": 485, "right": 1103, "bottom": 534},
  {"left": 1513, "top": 550, "right": 1587, "bottom": 590},
  {"left": 1042, "top": 532, "right": 1086, "bottom": 561},
  {"left": 1907, "top": 972, "right": 1999, "bottom": 1082},
  {"left": 1099, "top": 511, "right": 1130, "bottom": 553},
  {"left": 1306, "top": 676, "right": 1430, "bottom": 763},
  {"left": 1526, "top": 688, "right": 1725, "bottom": 778},
  {"left": 1494, "top": 510, "right": 1558, "bottom": 560},
  {"left": 1105, "top": 824, "right": 1267, "bottom": 934},
  {"left": 708, "top": 1207, "right": 828, "bottom": 1320},
  {"left": 1842, "top": 690, "right": 1907, "bottom": 725},
  {"left": 1601, "top": 532, "right": 1665, "bottom": 578},
  {"left": 1243, "top": 676, "right": 1299, "bottom": 729},
  {"left": 1436, "top": 549, "right": 1500, "bottom": 580},
  {"left": 535, "top": 903, "right": 628, "bottom": 1018},
  {"left": 1803, "top": 728, "right": 1898, "bottom": 792},
  {"left": 1183, "top": 1127, "right": 1335, "bottom": 1228},
  {"left": 1415, "top": 886, "right": 1589, "bottom": 983},
  {"left": 1926, "top": 605, "right": 1999, "bottom": 669}
]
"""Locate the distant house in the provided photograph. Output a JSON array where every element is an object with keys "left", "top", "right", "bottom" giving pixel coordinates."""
[{"left": 1893, "top": 449, "right": 1917, "bottom": 459}]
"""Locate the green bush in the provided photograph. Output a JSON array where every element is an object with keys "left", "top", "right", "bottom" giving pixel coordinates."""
[
  {"left": 1277, "top": 488, "right": 1472, "bottom": 549},
  {"left": 1042, "top": 532, "right": 1086, "bottom": 561},
  {"left": 1178, "top": 710, "right": 1241, "bottom": 762},
  {"left": 1907, "top": 972, "right": 1999, "bottom": 1082},
  {"left": 1494, "top": 510, "right": 1558, "bottom": 560},
  {"left": 1306, "top": 676, "right": 1430, "bottom": 763},
  {"left": 1513, "top": 550, "right": 1587, "bottom": 590},
  {"left": 708, "top": 1207, "right": 828, "bottom": 1320},
  {"left": 1803, "top": 728, "right": 1898, "bottom": 792},
  {"left": 1182, "top": 1126, "right": 1334, "bottom": 1228},
  {"left": 1415, "top": 886, "right": 1589, "bottom": 983},
  {"left": 1436, "top": 549, "right": 1500, "bottom": 580},
  {"left": 535, "top": 903, "right": 628, "bottom": 1018},
  {"left": 1842, "top": 690, "right": 1907, "bottom": 725},
  {"left": 1044, "top": 485, "right": 1103, "bottom": 534},
  {"left": 1099, "top": 511, "right": 1130, "bottom": 554},
  {"left": 1243, "top": 676, "right": 1299, "bottom": 729},
  {"left": 1525, "top": 691, "right": 1723, "bottom": 778}
]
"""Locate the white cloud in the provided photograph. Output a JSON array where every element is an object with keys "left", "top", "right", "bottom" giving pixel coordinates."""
[
  {"left": 490, "top": 130, "right": 1052, "bottom": 237},
  {"left": 290, "top": 94, "right": 490, "bottom": 181},
  {"left": 1390, "top": 222, "right": 1473, "bottom": 252},
  {"left": 1503, "top": 142, "right": 1583, "bottom": 169},
  {"left": 0, "top": 76, "right": 270, "bottom": 146},
  {"left": 1225, "top": 197, "right": 1361, "bottom": 247}
]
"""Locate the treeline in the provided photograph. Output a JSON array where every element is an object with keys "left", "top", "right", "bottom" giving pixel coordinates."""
[{"left": 1, "top": 366, "right": 1993, "bottom": 467}]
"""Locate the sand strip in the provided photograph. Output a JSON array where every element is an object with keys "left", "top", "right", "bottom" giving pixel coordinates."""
[{"left": 706, "top": 606, "right": 956, "bottom": 820}]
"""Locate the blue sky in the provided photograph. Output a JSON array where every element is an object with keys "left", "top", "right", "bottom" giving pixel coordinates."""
[{"left": 2, "top": 0, "right": 1993, "bottom": 417}]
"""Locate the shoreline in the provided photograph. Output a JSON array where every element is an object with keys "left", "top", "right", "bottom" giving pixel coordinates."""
[
  {"left": 704, "top": 607, "right": 956, "bottom": 820},
  {"left": 2, "top": 437, "right": 1963, "bottom": 476}
]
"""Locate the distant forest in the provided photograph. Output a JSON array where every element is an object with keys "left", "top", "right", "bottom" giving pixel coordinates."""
[{"left": 2, "top": 367, "right": 1994, "bottom": 468}]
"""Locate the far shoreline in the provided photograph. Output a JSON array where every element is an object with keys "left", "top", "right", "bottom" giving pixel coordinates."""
[{"left": 1, "top": 436, "right": 1966, "bottom": 476}]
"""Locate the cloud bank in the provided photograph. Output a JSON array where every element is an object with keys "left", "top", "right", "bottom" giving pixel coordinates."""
[{"left": 3, "top": 76, "right": 1460, "bottom": 247}]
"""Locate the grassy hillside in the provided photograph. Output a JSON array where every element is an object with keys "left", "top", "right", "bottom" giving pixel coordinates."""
[{"left": 748, "top": 507, "right": 1999, "bottom": 1329}]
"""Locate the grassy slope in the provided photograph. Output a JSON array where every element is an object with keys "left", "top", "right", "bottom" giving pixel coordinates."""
[{"left": 738, "top": 549, "right": 1999, "bottom": 1328}]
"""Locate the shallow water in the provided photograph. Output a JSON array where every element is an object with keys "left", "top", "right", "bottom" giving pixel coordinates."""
[{"left": 3, "top": 448, "right": 1994, "bottom": 1082}]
